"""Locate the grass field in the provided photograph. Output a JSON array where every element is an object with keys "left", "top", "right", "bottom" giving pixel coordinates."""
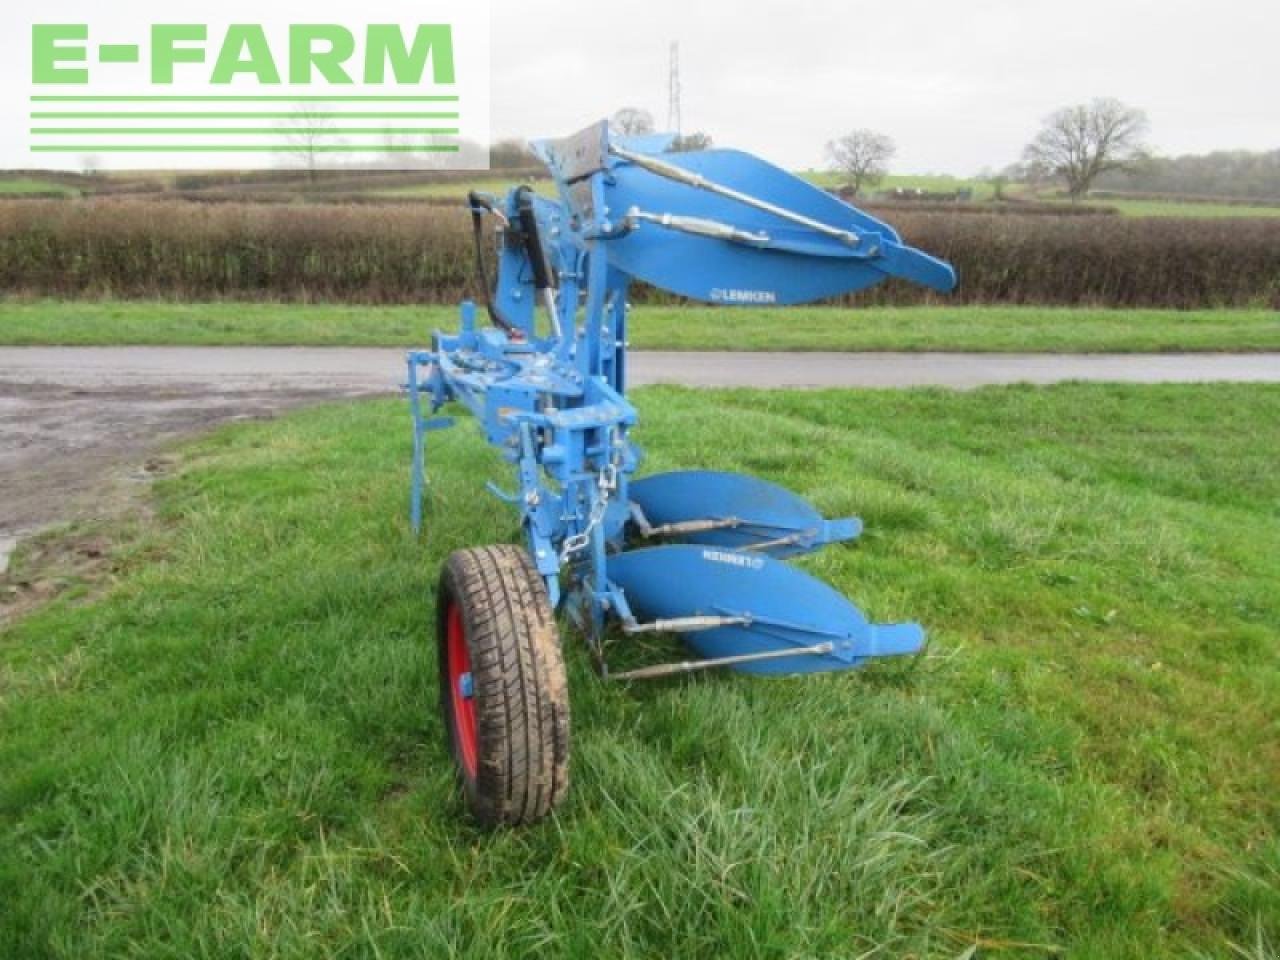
[
  {"left": 797, "top": 172, "right": 1280, "bottom": 218},
  {"left": 2, "top": 301, "right": 1279, "bottom": 352},
  {"left": 1, "top": 385, "right": 1277, "bottom": 957},
  {"left": 305, "top": 172, "right": 1280, "bottom": 218},
  {"left": 1097, "top": 198, "right": 1280, "bottom": 219},
  {"left": 6, "top": 168, "right": 1278, "bottom": 218},
  {"left": 372, "top": 178, "right": 555, "bottom": 199},
  {"left": 361, "top": 175, "right": 1280, "bottom": 218},
  {"left": 0, "top": 178, "right": 79, "bottom": 197},
  {"left": 801, "top": 171, "right": 998, "bottom": 201}
]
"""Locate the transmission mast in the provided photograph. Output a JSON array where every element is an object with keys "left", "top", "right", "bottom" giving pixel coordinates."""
[{"left": 667, "top": 42, "right": 683, "bottom": 138}]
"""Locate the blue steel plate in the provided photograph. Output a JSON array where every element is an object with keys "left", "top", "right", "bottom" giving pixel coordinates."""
[
  {"left": 601, "top": 149, "right": 953, "bottom": 305},
  {"left": 628, "top": 470, "right": 860, "bottom": 558},
  {"left": 607, "top": 545, "right": 924, "bottom": 675}
]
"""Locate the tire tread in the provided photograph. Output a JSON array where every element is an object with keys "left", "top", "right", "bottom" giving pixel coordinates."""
[{"left": 438, "top": 545, "right": 569, "bottom": 826}]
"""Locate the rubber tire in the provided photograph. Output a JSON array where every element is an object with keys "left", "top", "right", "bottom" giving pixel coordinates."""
[{"left": 437, "top": 545, "right": 570, "bottom": 826}]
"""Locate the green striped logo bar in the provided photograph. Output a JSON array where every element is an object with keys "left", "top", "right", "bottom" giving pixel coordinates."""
[{"left": 13, "top": 5, "right": 491, "bottom": 171}]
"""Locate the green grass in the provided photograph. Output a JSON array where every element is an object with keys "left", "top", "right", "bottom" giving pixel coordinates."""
[
  {"left": 801, "top": 171, "right": 997, "bottom": 200},
  {"left": 372, "top": 177, "right": 554, "bottom": 199},
  {"left": 2, "top": 385, "right": 1278, "bottom": 957},
  {"left": 1098, "top": 198, "right": 1280, "bottom": 219},
  {"left": 3, "top": 300, "right": 1279, "bottom": 352},
  {"left": 348, "top": 171, "right": 1274, "bottom": 215},
  {"left": 9, "top": 166, "right": 1278, "bottom": 218},
  {"left": 799, "top": 171, "right": 1280, "bottom": 217},
  {"left": 0, "top": 178, "right": 79, "bottom": 197},
  {"left": 633, "top": 306, "right": 1280, "bottom": 353},
  {"left": 0, "top": 300, "right": 441, "bottom": 346},
  {"left": 1028, "top": 194, "right": 1280, "bottom": 219}
]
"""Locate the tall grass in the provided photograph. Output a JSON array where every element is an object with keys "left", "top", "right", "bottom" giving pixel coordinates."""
[
  {"left": 1, "top": 199, "right": 1278, "bottom": 307},
  {"left": 2, "top": 385, "right": 1277, "bottom": 957},
  {"left": 3, "top": 301, "right": 1279, "bottom": 352}
]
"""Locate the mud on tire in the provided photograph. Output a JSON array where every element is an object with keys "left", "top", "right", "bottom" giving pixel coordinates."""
[{"left": 437, "top": 545, "right": 570, "bottom": 826}]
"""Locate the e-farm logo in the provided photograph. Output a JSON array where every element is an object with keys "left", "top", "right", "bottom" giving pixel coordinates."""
[{"left": 6, "top": 2, "right": 490, "bottom": 171}]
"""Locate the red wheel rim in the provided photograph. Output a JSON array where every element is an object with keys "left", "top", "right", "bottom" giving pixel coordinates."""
[{"left": 446, "top": 602, "right": 478, "bottom": 779}]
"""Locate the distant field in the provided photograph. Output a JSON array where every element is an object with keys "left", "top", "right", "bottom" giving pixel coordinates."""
[
  {"left": 0, "top": 178, "right": 79, "bottom": 197},
  {"left": 369, "top": 172, "right": 985, "bottom": 203},
  {"left": 372, "top": 177, "right": 555, "bottom": 199},
  {"left": 798, "top": 171, "right": 1280, "bottom": 218},
  {"left": 2, "top": 301, "right": 1278, "bottom": 353},
  {"left": 6, "top": 166, "right": 1279, "bottom": 218},
  {"left": 331, "top": 169, "right": 1280, "bottom": 220},
  {"left": 1101, "top": 197, "right": 1280, "bottom": 218},
  {"left": 289, "top": 174, "right": 1280, "bottom": 219},
  {"left": 801, "top": 170, "right": 998, "bottom": 201}
]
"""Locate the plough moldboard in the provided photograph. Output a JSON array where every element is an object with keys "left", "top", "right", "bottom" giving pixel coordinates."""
[{"left": 407, "top": 120, "right": 956, "bottom": 825}]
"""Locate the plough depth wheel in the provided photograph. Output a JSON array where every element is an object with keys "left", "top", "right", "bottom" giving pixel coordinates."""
[{"left": 436, "top": 545, "right": 570, "bottom": 826}]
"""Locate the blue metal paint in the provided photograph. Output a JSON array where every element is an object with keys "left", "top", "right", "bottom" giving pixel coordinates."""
[
  {"left": 406, "top": 120, "right": 954, "bottom": 677},
  {"left": 628, "top": 470, "right": 861, "bottom": 558},
  {"left": 602, "top": 149, "right": 956, "bottom": 304},
  {"left": 607, "top": 545, "right": 925, "bottom": 674}
]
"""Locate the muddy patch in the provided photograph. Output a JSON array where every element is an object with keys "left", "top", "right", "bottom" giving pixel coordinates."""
[
  {"left": 1, "top": 526, "right": 123, "bottom": 627},
  {"left": 0, "top": 378, "right": 373, "bottom": 627}
]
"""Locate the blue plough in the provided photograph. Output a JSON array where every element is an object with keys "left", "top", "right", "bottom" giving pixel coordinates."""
[{"left": 407, "top": 121, "right": 955, "bottom": 823}]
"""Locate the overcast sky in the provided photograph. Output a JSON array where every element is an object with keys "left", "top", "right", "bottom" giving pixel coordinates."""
[
  {"left": 491, "top": 0, "right": 1279, "bottom": 174},
  {"left": 3, "top": 0, "right": 1275, "bottom": 173}
]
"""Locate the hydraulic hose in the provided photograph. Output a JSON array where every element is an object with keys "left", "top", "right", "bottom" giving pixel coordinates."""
[{"left": 467, "top": 190, "right": 519, "bottom": 336}]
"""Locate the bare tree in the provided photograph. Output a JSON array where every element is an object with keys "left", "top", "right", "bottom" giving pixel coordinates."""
[
  {"left": 979, "top": 165, "right": 1015, "bottom": 201},
  {"left": 380, "top": 130, "right": 414, "bottom": 169},
  {"left": 490, "top": 138, "right": 538, "bottom": 169},
  {"left": 1023, "top": 98, "right": 1149, "bottom": 201},
  {"left": 611, "top": 107, "right": 655, "bottom": 137},
  {"left": 826, "top": 129, "right": 895, "bottom": 197},
  {"left": 278, "top": 104, "right": 340, "bottom": 182},
  {"left": 376, "top": 129, "right": 447, "bottom": 171},
  {"left": 987, "top": 171, "right": 1009, "bottom": 201}
]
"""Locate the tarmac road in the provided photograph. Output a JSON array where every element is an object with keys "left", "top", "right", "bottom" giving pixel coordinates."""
[
  {"left": 2, "top": 346, "right": 1277, "bottom": 573},
  {"left": 4, "top": 346, "right": 1279, "bottom": 391}
]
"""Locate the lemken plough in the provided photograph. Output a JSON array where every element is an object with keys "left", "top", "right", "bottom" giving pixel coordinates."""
[{"left": 407, "top": 121, "right": 956, "bottom": 825}]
